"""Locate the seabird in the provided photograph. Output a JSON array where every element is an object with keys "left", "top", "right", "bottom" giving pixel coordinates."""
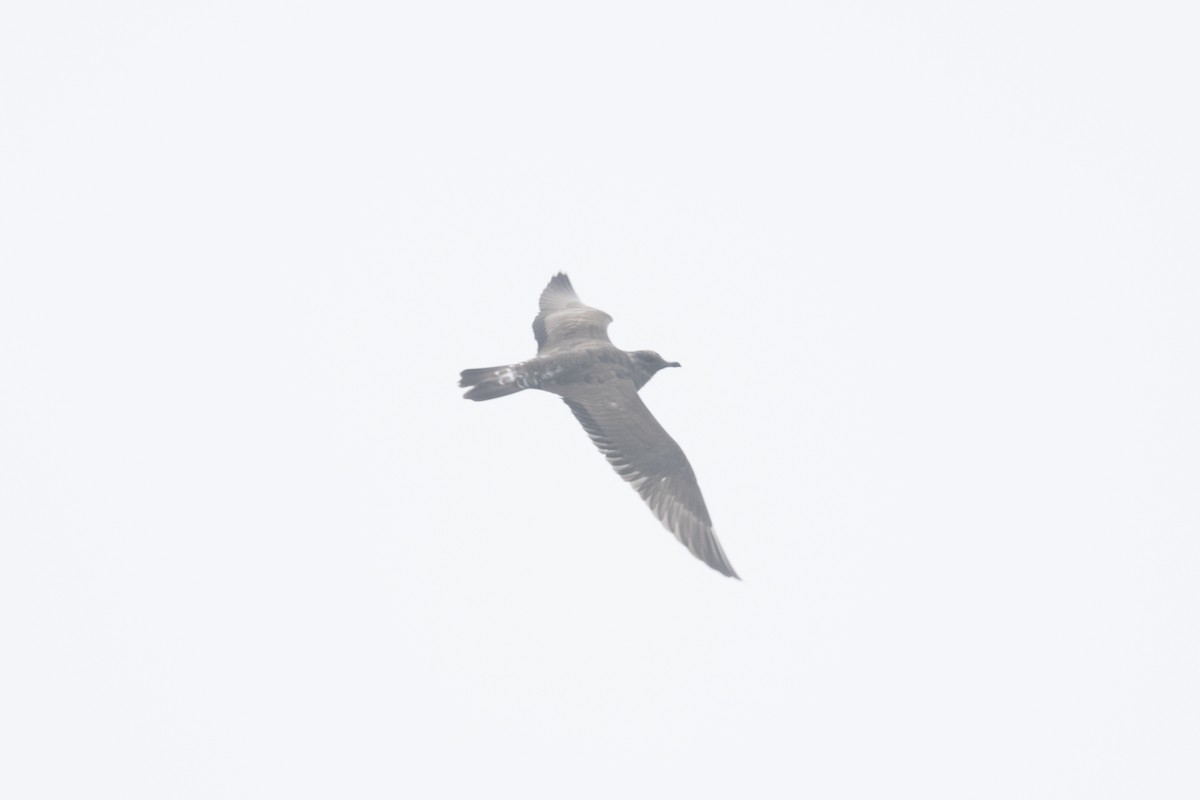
[{"left": 459, "top": 273, "right": 739, "bottom": 578}]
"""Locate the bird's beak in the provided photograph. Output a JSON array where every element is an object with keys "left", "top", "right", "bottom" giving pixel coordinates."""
[{"left": 668, "top": 361, "right": 681, "bottom": 368}]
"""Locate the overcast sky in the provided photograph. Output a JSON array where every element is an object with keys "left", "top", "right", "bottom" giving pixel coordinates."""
[{"left": 2, "top": 2, "right": 1197, "bottom": 798}]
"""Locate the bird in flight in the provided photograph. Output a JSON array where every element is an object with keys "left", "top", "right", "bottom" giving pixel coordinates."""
[{"left": 459, "top": 273, "right": 738, "bottom": 578}]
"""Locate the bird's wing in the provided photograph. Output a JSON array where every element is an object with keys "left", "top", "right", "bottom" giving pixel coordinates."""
[
  {"left": 560, "top": 380, "right": 739, "bottom": 578},
  {"left": 533, "top": 273, "right": 614, "bottom": 353}
]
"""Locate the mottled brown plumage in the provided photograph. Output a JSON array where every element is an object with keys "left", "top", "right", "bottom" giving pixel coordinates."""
[{"left": 459, "top": 273, "right": 738, "bottom": 579}]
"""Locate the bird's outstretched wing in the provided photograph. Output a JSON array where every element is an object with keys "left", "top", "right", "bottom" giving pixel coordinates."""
[
  {"left": 533, "top": 273, "right": 613, "bottom": 354},
  {"left": 560, "top": 380, "right": 739, "bottom": 578}
]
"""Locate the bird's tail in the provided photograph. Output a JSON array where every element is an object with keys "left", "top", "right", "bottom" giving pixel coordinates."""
[{"left": 459, "top": 364, "right": 528, "bottom": 401}]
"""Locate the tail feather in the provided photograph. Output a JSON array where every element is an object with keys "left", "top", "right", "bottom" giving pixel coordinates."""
[{"left": 459, "top": 365, "right": 527, "bottom": 401}]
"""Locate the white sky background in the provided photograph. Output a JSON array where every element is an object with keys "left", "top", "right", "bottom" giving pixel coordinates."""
[{"left": 1, "top": 2, "right": 1197, "bottom": 797}]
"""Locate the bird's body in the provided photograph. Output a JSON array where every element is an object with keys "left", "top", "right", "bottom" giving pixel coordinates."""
[{"left": 459, "top": 273, "right": 738, "bottom": 579}]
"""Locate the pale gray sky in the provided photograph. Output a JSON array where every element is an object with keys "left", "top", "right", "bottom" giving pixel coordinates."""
[{"left": 2, "top": 2, "right": 1197, "bottom": 798}]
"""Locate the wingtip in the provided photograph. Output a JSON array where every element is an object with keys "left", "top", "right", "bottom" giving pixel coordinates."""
[
  {"left": 714, "top": 560, "right": 741, "bottom": 580},
  {"left": 538, "top": 272, "right": 581, "bottom": 312},
  {"left": 707, "top": 546, "right": 740, "bottom": 580},
  {"left": 544, "top": 271, "right": 574, "bottom": 294}
]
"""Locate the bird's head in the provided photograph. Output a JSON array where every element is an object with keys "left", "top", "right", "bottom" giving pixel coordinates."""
[{"left": 629, "top": 350, "right": 681, "bottom": 389}]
